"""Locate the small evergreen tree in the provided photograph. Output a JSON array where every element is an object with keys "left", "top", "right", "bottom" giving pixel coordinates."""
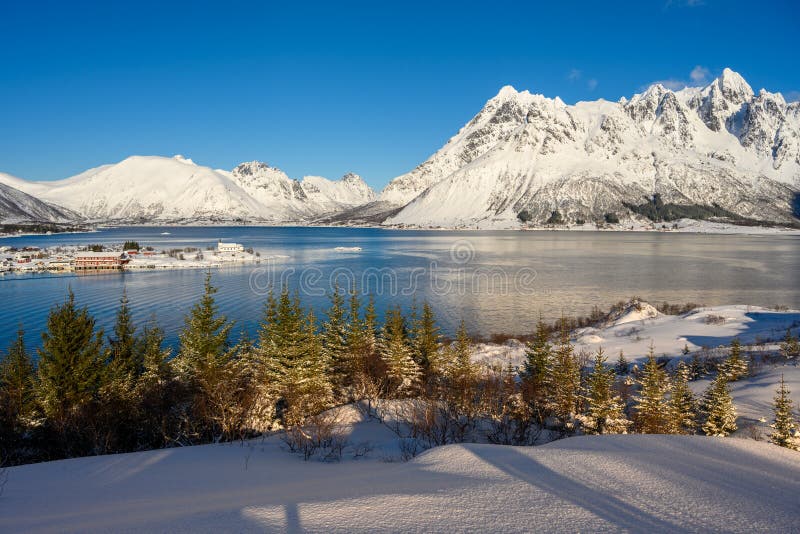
[
  {"left": 411, "top": 302, "right": 441, "bottom": 380},
  {"left": 719, "top": 339, "right": 748, "bottom": 382},
  {"left": 578, "top": 348, "right": 631, "bottom": 434},
  {"left": 135, "top": 320, "right": 178, "bottom": 449},
  {"left": 177, "top": 272, "right": 232, "bottom": 376},
  {"left": 37, "top": 289, "right": 105, "bottom": 442},
  {"left": 0, "top": 327, "right": 36, "bottom": 433},
  {"left": 769, "top": 375, "right": 799, "bottom": 450},
  {"left": 445, "top": 320, "right": 477, "bottom": 415},
  {"left": 322, "top": 287, "right": 349, "bottom": 392},
  {"left": 634, "top": 347, "right": 673, "bottom": 434},
  {"left": 780, "top": 329, "right": 800, "bottom": 360},
  {"left": 379, "top": 307, "right": 421, "bottom": 396},
  {"left": 107, "top": 289, "right": 142, "bottom": 382},
  {"left": 521, "top": 318, "right": 552, "bottom": 423},
  {"left": 615, "top": 350, "right": 629, "bottom": 376},
  {"left": 669, "top": 362, "right": 697, "bottom": 434},
  {"left": 546, "top": 322, "right": 580, "bottom": 431},
  {"left": 280, "top": 310, "right": 334, "bottom": 427},
  {"left": 689, "top": 352, "right": 705, "bottom": 380},
  {"left": 344, "top": 290, "right": 379, "bottom": 393},
  {"left": 701, "top": 375, "right": 737, "bottom": 437},
  {"left": 175, "top": 272, "right": 234, "bottom": 439},
  {"left": 260, "top": 289, "right": 333, "bottom": 426}
]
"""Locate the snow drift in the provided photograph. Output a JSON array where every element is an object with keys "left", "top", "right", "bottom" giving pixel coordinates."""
[{"left": 2, "top": 433, "right": 798, "bottom": 532}]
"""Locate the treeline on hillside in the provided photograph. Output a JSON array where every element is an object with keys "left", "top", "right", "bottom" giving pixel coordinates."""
[
  {"left": 1, "top": 275, "right": 799, "bottom": 466},
  {"left": 624, "top": 193, "right": 800, "bottom": 228},
  {"left": 0, "top": 223, "right": 91, "bottom": 235}
]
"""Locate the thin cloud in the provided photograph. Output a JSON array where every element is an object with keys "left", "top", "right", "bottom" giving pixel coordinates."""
[
  {"left": 785, "top": 90, "right": 800, "bottom": 103},
  {"left": 647, "top": 79, "right": 688, "bottom": 91},
  {"left": 567, "top": 69, "right": 582, "bottom": 82},
  {"left": 664, "top": 0, "right": 705, "bottom": 8},
  {"left": 587, "top": 79, "right": 598, "bottom": 91},
  {"left": 644, "top": 66, "right": 715, "bottom": 92},
  {"left": 690, "top": 65, "right": 710, "bottom": 84}
]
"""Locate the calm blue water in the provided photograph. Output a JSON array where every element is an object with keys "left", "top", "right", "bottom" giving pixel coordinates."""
[{"left": 2, "top": 226, "right": 799, "bottom": 351}]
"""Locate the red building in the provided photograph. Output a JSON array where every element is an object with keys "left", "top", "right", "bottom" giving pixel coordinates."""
[{"left": 74, "top": 252, "right": 129, "bottom": 270}]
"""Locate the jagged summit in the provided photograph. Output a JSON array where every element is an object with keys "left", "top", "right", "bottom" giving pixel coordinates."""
[
  {"left": 377, "top": 68, "right": 800, "bottom": 228},
  {"left": 716, "top": 67, "right": 754, "bottom": 103}
]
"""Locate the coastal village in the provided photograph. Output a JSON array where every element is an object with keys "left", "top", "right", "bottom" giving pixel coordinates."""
[{"left": 0, "top": 241, "right": 260, "bottom": 274}]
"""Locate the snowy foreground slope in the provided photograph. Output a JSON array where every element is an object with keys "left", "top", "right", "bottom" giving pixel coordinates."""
[
  {"left": 2, "top": 427, "right": 799, "bottom": 533},
  {"left": 380, "top": 68, "right": 800, "bottom": 228}
]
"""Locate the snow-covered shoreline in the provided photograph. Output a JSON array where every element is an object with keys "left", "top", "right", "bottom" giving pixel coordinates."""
[
  {"left": 471, "top": 303, "right": 800, "bottom": 369},
  {"left": 29, "top": 219, "right": 800, "bottom": 236}
]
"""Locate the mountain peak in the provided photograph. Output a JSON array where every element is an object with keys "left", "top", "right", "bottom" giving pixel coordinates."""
[
  {"left": 341, "top": 172, "right": 364, "bottom": 184},
  {"left": 494, "top": 85, "right": 519, "bottom": 99},
  {"left": 172, "top": 154, "right": 195, "bottom": 165},
  {"left": 715, "top": 68, "right": 754, "bottom": 102}
]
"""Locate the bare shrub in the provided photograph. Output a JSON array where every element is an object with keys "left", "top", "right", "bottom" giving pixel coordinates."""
[
  {"left": 398, "top": 437, "right": 423, "bottom": 461},
  {"left": 744, "top": 423, "right": 764, "bottom": 441},
  {"left": 705, "top": 314, "right": 726, "bottom": 325},
  {"left": 282, "top": 411, "right": 347, "bottom": 462},
  {"left": 351, "top": 441, "right": 374, "bottom": 459}
]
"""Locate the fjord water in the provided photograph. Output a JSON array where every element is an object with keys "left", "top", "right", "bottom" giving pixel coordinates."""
[{"left": 1, "top": 226, "right": 798, "bottom": 350}]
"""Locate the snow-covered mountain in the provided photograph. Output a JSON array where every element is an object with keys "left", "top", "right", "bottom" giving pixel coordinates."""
[
  {"left": 0, "top": 179, "right": 79, "bottom": 223},
  {"left": 0, "top": 156, "right": 375, "bottom": 223},
  {"left": 228, "top": 161, "right": 375, "bottom": 220},
  {"left": 380, "top": 68, "right": 800, "bottom": 227}
]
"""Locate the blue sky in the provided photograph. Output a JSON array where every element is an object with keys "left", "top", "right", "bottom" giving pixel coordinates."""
[{"left": 1, "top": 0, "right": 798, "bottom": 190}]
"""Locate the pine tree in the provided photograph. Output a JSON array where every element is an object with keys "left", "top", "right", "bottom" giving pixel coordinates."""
[
  {"left": 615, "top": 350, "right": 629, "bottom": 376},
  {"left": 322, "top": 287, "right": 349, "bottom": 392},
  {"left": 546, "top": 322, "right": 580, "bottom": 431},
  {"left": 445, "top": 320, "right": 477, "bottom": 414},
  {"left": 278, "top": 310, "right": 334, "bottom": 427},
  {"left": 769, "top": 375, "right": 799, "bottom": 450},
  {"left": 259, "top": 289, "right": 333, "bottom": 426},
  {"left": 689, "top": 353, "right": 705, "bottom": 380},
  {"left": 138, "top": 320, "right": 173, "bottom": 387},
  {"left": 108, "top": 289, "right": 142, "bottom": 382},
  {"left": 135, "top": 320, "right": 177, "bottom": 449},
  {"left": 411, "top": 302, "right": 441, "bottom": 379},
  {"left": 634, "top": 348, "right": 674, "bottom": 433},
  {"left": 578, "top": 348, "right": 631, "bottom": 434},
  {"left": 260, "top": 287, "right": 306, "bottom": 388},
  {"left": 669, "top": 362, "right": 697, "bottom": 434},
  {"left": 175, "top": 272, "right": 234, "bottom": 439},
  {"left": 177, "top": 272, "right": 232, "bottom": 376},
  {"left": 521, "top": 318, "right": 551, "bottom": 423},
  {"left": 37, "top": 289, "right": 105, "bottom": 436},
  {"left": 0, "top": 327, "right": 36, "bottom": 432},
  {"left": 719, "top": 339, "right": 748, "bottom": 382},
  {"left": 701, "top": 375, "right": 737, "bottom": 436},
  {"left": 345, "top": 291, "right": 376, "bottom": 374},
  {"left": 780, "top": 329, "right": 800, "bottom": 360},
  {"left": 379, "top": 307, "right": 421, "bottom": 396}
]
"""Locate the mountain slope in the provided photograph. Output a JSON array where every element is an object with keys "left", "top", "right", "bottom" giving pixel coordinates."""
[
  {"left": 1, "top": 157, "right": 375, "bottom": 223},
  {"left": 381, "top": 68, "right": 800, "bottom": 227},
  {"left": 0, "top": 181, "right": 79, "bottom": 223}
]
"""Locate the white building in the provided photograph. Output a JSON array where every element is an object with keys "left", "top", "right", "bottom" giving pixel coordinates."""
[{"left": 217, "top": 242, "right": 244, "bottom": 254}]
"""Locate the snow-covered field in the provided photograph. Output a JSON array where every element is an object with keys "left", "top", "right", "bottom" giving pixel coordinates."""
[
  {"left": 2, "top": 413, "right": 799, "bottom": 533},
  {"left": 472, "top": 303, "right": 800, "bottom": 369}
]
